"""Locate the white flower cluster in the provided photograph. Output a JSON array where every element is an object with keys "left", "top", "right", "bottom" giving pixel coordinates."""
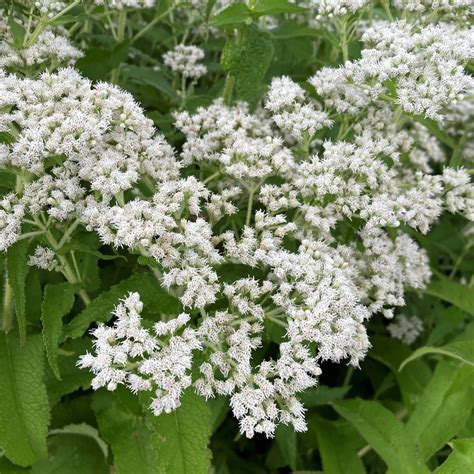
[
  {"left": 392, "top": 0, "right": 472, "bottom": 14},
  {"left": 28, "top": 245, "right": 58, "bottom": 271},
  {"left": 163, "top": 44, "right": 207, "bottom": 79},
  {"left": 0, "top": 19, "right": 82, "bottom": 70},
  {"left": 311, "top": 20, "right": 474, "bottom": 121},
  {"left": 265, "top": 76, "right": 333, "bottom": 140},
  {"left": 33, "top": 1, "right": 66, "bottom": 16},
  {"left": 94, "top": 0, "right": 156, "bottom": 9},
  {"left": 309, "top": 0, "right": 369, "bottom": 18},
  {"left": 387, "top": 315, "right": 424, "bottom": 345}
]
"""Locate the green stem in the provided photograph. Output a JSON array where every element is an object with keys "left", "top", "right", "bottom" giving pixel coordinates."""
[
  {"left": 223, "top": 74, "right": 235, "bottom": 105},
  {"left": 2, "top": 278, "right": 13, "bottom": 332},
  {"left": 130, "top": 5, "right": 175, "bottom": 44},
  {"left": 245, "top": 188, "right": 255, "bottom": 227}
]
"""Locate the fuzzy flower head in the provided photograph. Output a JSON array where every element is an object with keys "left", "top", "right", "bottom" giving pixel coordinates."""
[{"left": 163, "top": 44, "right": 207, "bottom": 79}]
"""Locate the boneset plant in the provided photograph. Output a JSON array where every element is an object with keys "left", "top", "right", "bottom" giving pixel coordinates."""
[{"left": 0, "top": 0, "right": 473, "bottom": 472}]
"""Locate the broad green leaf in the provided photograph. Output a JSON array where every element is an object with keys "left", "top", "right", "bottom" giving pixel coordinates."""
[
  {"left": 449, "top": 134, "right": 467, "bottom": 168},
  {"left": 314, "top": 417, "right": 365, "bottom": 474},
  {"left": 370, "top": 336, "right": 431, "bottom": 409},
  {"left": 45, "top": 338, "right": 92, "bottom": 406},
  {"left": 0, "top": 457, "right": 30, "bottom": 473},
  {"left": 48, "top": 423, "right": 108, "bottom": 459},
  {"left": 425, "top": 277, "right": 474, "bottom": 316},
  {"left": 435, "top": 439, "right": 474, "bottom": 473},
  {"left": 93, "top": 390, "right": 160, "bottom": 474},
  {"left": 253, "top": 0, "right": 307, "bottom": 15},
  {"left": 0, "top": 334, "right": 50, "bottom": 466},
  {"left": 6, "top": 240, "right": 30, "bottom": 346},
  {"left": 42, "top": 283, "right": 76, "bottom": 379},
  {"left": 405, "top": 361, "right": 474, "bottom": 461},
  {"left": 211, "top": 3, "right": 252, "bottom": 27},
  {"left": 275, "top": 423, "right": 297, "bottom": 470},
  {"left": 76, "top": 41, "right": 129, "bottom": 81},
  {"left": 31, "top": 431, "right": 108, "bottom": 474},
  {"left": 8, "top": 15, "right": 26, "bottom": 48},
  {"left": 221, "top": 26, "right": 274, "bottom": 103},
  {"left": 270, "top": 21, "right": 321, "bottom": 39},
  {"left": 300, "top": 385, "right": 350, "bottom": 407},
  {"left": 400, "top": 341, "right": 474, "bottom": 371},
  {"left": 124, "top": 65, "right": 177, "bottom": 99},
  {"left": 62, "top": 271, "right": 180, "bottom": 341},
  {"left": 148, "top": 390, "right": 212, "bottom": 474},
  {"left": 333, "top": 399, "right": 428, "bottom": 474}
]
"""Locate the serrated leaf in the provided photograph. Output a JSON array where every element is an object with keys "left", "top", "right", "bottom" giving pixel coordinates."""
[
  {"left": 62, "top": 271, "right": 180, "bottom": 341},
  {"left": 253, "top": 0, "right": 307, "bottom": 16},
  {"left": 93, "top": 390, "right": 160, "bottom": 474},
  {"left": 435, "top": 438, "right": 474, "bottom": 473},
  {"left": 211, "top": 3, "right": 252, "bottom": 27},
  {"left": 0, "top": 333, "right": 50, "bottom": 466},
  {"left": 6, "top": 240, "right": 30, "bottom": 346},
  {"left": 400, "top": 341, "right": 474, "bottom": 371},
  {"left": 333, "top": 399, "right": 428, "bottom": 474},
  {"left": 148, "top": 390, "right": 212, "bottom": 474},
  {"left": 314, "top": 417, "right": 365, "bottom": 474},
  {"left": 425, "top": 277, "right": 474, "bottom": 316},
  {"left": 221, "top": 26, "right": 274, "bottom": 103},
  {"left": 405, "top": 361, "right": 474, "bottom": 461},
  {"left": 42, "top": 283, "right": 76, "bottom": 379}
]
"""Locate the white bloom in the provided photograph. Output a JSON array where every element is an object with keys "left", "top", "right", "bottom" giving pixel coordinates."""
[
  {"left": 163, "top": 44, "right": 207, "bottom": 79},
  {"left": 388, "top": 315, "right": 424, "bottom": 345}
]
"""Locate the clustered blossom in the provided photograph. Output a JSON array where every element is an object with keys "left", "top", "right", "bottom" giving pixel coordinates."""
[
  {"left": 309, "top": 0, "right": 369, "bottom": 18},
  {"left": 0, "top": 19, "right": 82, "bottom": 70},
  {"left": 163, "top": 44, "right": 207, "bottom": 79},
  {"left": 94, "top": 0, "right": 156, "bottom": 8},
  {"left": 265, "top": 76, "right": 333, "bottom": 140},
  {"left": 388, "top": 315, "right": 424, "bottom": 345},
  {"left": 28, "top": 245, "right": 58, "bottom": 271},
  {"left": 2, "top": 0, "right": 473, "bottom": 440},
  {"left": 311, "top": 20, "right": 474, "bottom": 121}
]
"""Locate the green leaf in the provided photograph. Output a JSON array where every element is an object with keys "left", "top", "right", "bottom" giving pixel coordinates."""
[
  {"left": 45, "top": 338, "right": 92, "bottom": 406},
  {"left": 435, "top": 439, "right": 474, "bottom": 473},
  {"left": 124, "top": 65, "right": 177, "bottom": 99},
  {"left": 211, "top": 3, "right": 252, "bottom": 27},
  {"left": 31, "top": 431, "right": 108, "bottom": 474},
  {"left": 93, "top": 390, "right": 160, "bottom": 474},
  {"left": 48, "top": 423, "right": 108, "bottom": 459},
  {"left": 405, "top": 361, "right": 474, "bottom": 461},
  {"left": 411, "top": 116, "right": 457, "bottom": 149},
  {"left": 314, "top": 417, "right": 365, "bottom": 474},
  {"left": 8, "top": 14, "right": 26, "bottom": 48},
  {"left": 400, "top": 341, "right": 474, "bottom": 371},
  {"left": 425, "top": 277, "right": 474, "bottom": 316},
  {"left": 449, "top": 134, "right": 467, "bottom": 168},
  {"left": 221, "top": 26, "right": 274, "bottom": 103},
  {"left": 6, "top": 240, "right": 30, "bottom": 346},
  {"left": 148, "top": 390, "right": 212, "bottom": 474},
  {"left": 0, "top": 333, "right": 50, "bottom": 466},
  {"left": 269, "top": 21, "right": 322, "bottom": 39},
  {"left": 253, "top": 0, "right": 307, "bottom": 16},
  {"left": 62, "top": 271, "right": 180, "bottom": 341},
  {"left": 76, "top": 41, "right": 130, "bottom": 81},
  {"left": 300, "top": 385, "right": 350, "bottom": 407},
  {"left": 42, "top": 283, "right": 76, "bottom": 379},
  {"left": 333, "top": 399, "right": 428, "bottom": 474},
  {"left": 275, "top": 423, "right": 297, "bottom": 470},
  {"left": 370, "top": 336, "right": 431, "bottom": 409}
]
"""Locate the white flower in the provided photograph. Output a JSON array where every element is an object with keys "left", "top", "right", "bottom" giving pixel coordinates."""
[
  {"left": 163, "top": 44, "right": 207, "bottom": 79},
  {"left": 388, "top": 315, "right": 424, "bottom": 345}
]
